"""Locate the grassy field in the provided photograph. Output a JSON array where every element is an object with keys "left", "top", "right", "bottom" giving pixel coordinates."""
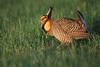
[{"left": 0, "top": 0, "right": 100, "bottom": 67}]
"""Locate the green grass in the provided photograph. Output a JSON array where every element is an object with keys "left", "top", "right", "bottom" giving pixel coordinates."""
[{"left": 0, "top": 0, "right": 100, "bottom": 67}]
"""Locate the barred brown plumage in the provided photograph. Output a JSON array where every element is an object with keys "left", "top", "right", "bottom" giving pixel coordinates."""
[{"left": 40, "top": 7, "right": 89, "bottom": 43}]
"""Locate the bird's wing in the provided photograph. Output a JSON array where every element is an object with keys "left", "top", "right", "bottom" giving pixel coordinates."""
[
  {"left": 56, "top": 19, "right": 84, "bottom": 33},
  {"left": 57, "top": 19, "right": 89, "bottom": 39}
]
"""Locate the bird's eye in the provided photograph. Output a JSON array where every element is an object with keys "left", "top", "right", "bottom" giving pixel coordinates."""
[
  {"left": 45, "top": 16, "right": 48, "bottom": 18},
  {"left": 41, "top": 16, "right": 47, "bottom": 20}
]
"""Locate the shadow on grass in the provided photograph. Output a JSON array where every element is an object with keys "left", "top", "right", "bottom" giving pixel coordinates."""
[{"left": 92, "top": 16, "right": 100, "bottom": 35}]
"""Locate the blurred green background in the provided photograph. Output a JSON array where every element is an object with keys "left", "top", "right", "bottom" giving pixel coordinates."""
[{"left": 0, "top": 0, "right": 100, "bottom": 67}]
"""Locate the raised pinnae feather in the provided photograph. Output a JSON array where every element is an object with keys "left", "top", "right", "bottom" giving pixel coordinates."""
[{"left": 46, "top": 7, "right": 53, "bottom": 18}]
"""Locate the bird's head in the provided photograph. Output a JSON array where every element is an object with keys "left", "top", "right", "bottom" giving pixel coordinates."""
[
  {"left": 40, "top": 7, "right": 53, "bottom": 25},
  {"left": 40, "top": 7, "right": 53, "bottom": 32}
]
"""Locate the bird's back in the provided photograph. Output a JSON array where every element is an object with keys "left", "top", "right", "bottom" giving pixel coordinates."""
[{"left": 51, "top": 18, "right": 89, "bottom": 43}]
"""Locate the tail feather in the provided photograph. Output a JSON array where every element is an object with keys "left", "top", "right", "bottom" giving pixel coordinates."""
[
  {"left": 72, "top": 32, "right": 89, "bottom": 39},
  {"left": 76, "top": 10, "right": 92, "bottom": 33},
  {"left": 76, "top": 10, "right": 88, "bottom": 29}
]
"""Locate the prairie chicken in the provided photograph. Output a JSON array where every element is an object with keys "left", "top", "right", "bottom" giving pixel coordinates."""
[{"left": 40, "top": 7, "right": 89, "bottom": 43}]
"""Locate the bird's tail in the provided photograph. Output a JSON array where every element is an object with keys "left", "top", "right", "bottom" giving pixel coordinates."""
[
  {"left": 76, "top": 10, "right": 88, "bottom": 29},
  {"left": 76, "top": 10, "right": 91, "bottom": 32}
]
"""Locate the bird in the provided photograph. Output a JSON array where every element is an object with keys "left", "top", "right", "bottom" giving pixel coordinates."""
[{"left": 40, "top": 7, "right": 89, "bottom": 43}]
